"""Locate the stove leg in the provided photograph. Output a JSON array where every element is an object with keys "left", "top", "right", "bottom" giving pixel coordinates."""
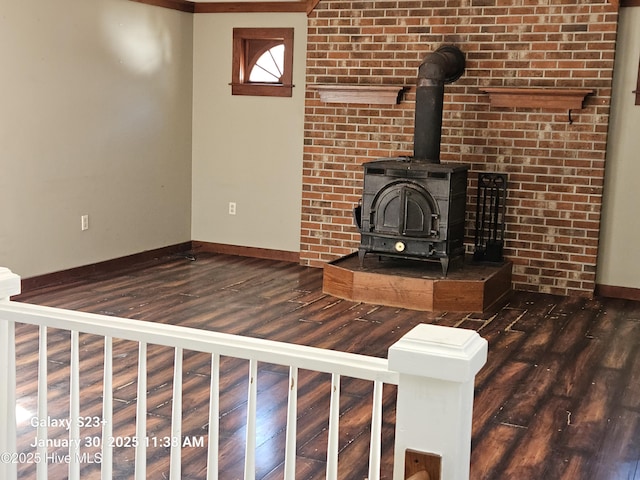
[
  {"left": 440, "top": 257, "right": 449, "bottom": 277},
  {"left": 358, "top": 249, "right": 366, "bottom": 267}
]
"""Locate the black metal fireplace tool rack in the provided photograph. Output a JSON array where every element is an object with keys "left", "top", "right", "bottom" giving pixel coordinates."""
[{"left": 474, "top": 172, "right": 507, "bottom": 263}]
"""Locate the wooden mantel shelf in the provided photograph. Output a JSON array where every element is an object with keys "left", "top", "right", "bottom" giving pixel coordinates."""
[
  {"left": 479, "top": 87, "right": 594, "bottom": 110},
  {"left": 311, "top": 85, "right": 404, "bottom": 105}
]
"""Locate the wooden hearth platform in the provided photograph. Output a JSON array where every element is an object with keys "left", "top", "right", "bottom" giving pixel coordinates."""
[{"left": 323, "top": 253, "right": 512, "bottom": 313}]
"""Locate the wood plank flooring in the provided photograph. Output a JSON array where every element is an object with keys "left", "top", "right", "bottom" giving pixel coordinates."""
[{"left": 11, "top": 252, "right": 640, "bottom": 479}]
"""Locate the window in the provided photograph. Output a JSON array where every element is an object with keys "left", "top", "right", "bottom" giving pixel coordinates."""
[
  {"left": 249, "top": 44, "right": 285, "bottom": 82},
  {"left": 232, "top": 28, "right": 294, "bottom": 97}
]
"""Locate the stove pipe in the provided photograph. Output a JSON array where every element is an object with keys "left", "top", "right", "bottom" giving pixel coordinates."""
[{"left": 413, "top": 45, "right": 466, "bottom": 163}]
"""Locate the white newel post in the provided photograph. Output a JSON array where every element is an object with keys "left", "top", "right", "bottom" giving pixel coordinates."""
[
  {"left": 0, "top": 268, "right": 21, "bottom": 480},
  {"left": 389, "top": 324, "right": 488, "bottom": 480}
]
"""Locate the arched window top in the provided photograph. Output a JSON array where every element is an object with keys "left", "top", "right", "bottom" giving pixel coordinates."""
[
  {"left": 249, "top": 44, "right": 285, "bottom": 83},
  {"left": 232, "top": 28, "right": 294, "bottom": 97}
]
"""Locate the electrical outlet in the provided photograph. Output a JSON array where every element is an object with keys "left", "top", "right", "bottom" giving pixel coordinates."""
[
  {"left": 81, "top": 215, "right": 89, "bottom": 231},
  {"left": 228, "top": 202, "right": 236, "bottom": 215}
]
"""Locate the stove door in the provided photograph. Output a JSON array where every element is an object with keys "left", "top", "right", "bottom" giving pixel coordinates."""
[{"left": 372, "top": 181, "right": 439, "bottom": 238}]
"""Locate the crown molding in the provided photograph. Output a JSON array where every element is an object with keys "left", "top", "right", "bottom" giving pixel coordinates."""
[{"left": 130, "top": 0, "right": 313, "bottom": 14}]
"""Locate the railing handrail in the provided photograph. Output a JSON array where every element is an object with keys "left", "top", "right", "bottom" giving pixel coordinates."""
[{"left": 0, "top": 301, "right": 399, "bottom": 385}]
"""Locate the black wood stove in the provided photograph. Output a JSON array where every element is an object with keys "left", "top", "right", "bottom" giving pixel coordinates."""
[{"left": 356, "top": 45, "right": 469, "bottom": 276}]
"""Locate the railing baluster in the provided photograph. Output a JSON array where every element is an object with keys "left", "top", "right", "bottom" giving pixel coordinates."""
[
  {"left": 0, "top": 318, "right": 17, "bottom": 480},
  {"left": 134, "top": 342, "right": 147, "bottom": 480},
  {"left": 69, "top": 331, "right": 80, "bottom": 480},
  {"left": 101, "top": 336, "right": 113, "bottom": 480},
  {"left": 326, "top": 373, "right": 340, "bottom": 480},
  {"left": 244, "top": 358, "right": 257, "bottom": 480},
  {"left": 36, "top": 326, "right": 48, "bottom": 480},
  {"left": 206, "top": 353, "right": 220, "bottom": 480},
  {"left": 367, "top": 380, "right": 383, "bottom": 480},
  {"left": 283, "top": 366, "right": 298, "bottom": 480},
  {"left": 169, "top": 347, "right": 183, "bottom": 480}
]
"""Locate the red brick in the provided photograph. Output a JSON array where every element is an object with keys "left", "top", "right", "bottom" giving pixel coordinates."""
[{"left": 300, "top": 0, "right": 616, "bottom": 296}]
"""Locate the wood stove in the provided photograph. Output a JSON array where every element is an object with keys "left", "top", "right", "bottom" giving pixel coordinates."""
[{"left": 356, "top": 45, "right": 469, "bottom": 276}]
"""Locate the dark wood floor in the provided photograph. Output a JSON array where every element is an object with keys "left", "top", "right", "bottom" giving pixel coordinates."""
[{"left": 12, "top": 252, "right": 640, "bottom": 479}]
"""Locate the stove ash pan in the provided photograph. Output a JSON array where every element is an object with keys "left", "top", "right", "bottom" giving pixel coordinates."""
[{"left": 356, "top": 158, "right": 469, "bottom": 276}]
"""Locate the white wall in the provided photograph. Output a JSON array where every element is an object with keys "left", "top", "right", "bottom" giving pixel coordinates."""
[
  {"left": 597, "top": 7, "right": 640, "bottom": 289},
  {"left": 0, "top": 0, "right": 194, "bottom": 279},
  {"left": 191, "top": 13, "right": 306, "bottom": 253}
]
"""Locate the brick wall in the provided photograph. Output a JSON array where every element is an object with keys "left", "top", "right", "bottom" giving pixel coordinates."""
[{"left": 300, "top": 0, "right": 619, "bottom": 296}]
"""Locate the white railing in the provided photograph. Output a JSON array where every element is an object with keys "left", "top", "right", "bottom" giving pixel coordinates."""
[{"left": 0, "top": 267, "right": 487, "bottom": 480}]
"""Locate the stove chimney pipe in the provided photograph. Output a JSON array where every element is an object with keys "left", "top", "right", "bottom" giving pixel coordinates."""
[{"left": 413, "top": 45, "right": 465, "bottom": 163}]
